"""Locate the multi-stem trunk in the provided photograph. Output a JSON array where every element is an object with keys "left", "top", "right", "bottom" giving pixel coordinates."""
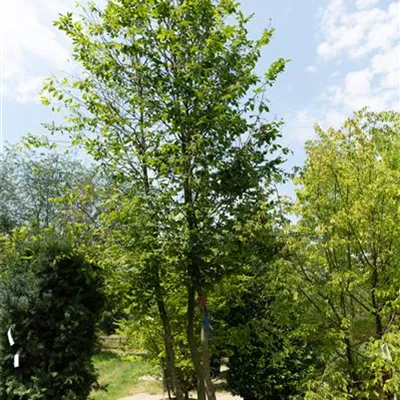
[
  {"left": 185, "top": 235, "right": 216, "bottom": 400},
  {"left": 186, "top": 281, "right": 216, "bottom": 400},
  {"left": 156, "top": 290, "right": 184, "bottom": 400},
  {"left": 181, "top": 119, "right": 216, "bottom": 399},
  {"left": 139, "top": 118, "right": 183, "bottom": 400}
]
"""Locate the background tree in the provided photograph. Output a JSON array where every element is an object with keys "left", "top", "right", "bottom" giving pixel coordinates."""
[
  {"left": 0, "top": 144, "right": 100, "bottom": 233},
  {"left": 42, "top": 1, "right": 288, "bottom": 399},
  {"left": 286, "top": 109, "right": 400, "bottom": 399}
]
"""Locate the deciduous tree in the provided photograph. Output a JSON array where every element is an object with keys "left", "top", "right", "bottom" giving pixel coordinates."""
[
  {"left": 288, "top": 109, "right": 400, "bottom": 398},
  {"left": 42, "top": 1, "right": 288, "bottom": 398}
]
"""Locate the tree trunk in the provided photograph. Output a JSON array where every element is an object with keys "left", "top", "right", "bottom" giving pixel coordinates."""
[
  {"left": 163, "top": 365, "right": 173, "bottom": 400},
  {"left": 187, "top": 283, "right": 206, "bottom": 400},
  {"left": 155, "top": 279, "right": 184, "bottom": 400},
  {"left": 200, "top": 302, "right": 216, "bottom": 400},
  {"left": 181, "top": 131, "right": 215, "bottom": 399},
  {"left": 138, "top": 103, "right": 183, "bottom": 400}
]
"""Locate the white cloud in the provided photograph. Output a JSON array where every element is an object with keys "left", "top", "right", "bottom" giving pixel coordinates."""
[
  {"left": 285, "top": 107, "right": 347, "bottom": 145},
  {"left": 289, "top": 1, "right": 399, "bottom": 148},
  {"left": 0, "top": 0, "right": 73, "bottom": 103},
  {"left": 317, "top": 2, "right": 398, "bottom": 61},
  {"left": 371, "top": 44, "right": 400, "bottom": 89},
  {"left": 306, "top": 65, "right": 318, "bottom": 73},
  {"left": 344, "top": 69, "right": 372, "bottom": 96},
  {"left": 15, "top": 76, "right": 46, "bottom": 104},
  {"left": 329, "top": 72, "right": 375, "bottom": 110},
  {"left": 322, "top": 110, "right": 347, "bottom": 129},
  {"left": 326, "top": 43, "right": 400, "bottom": 112},
  {"left": 284, "top": 109, "right": 317, "bottom": 145},
  {"left": 315, "top": 0, "right": 400, "bottom": 113},
  {"left": 278, "top": 0, "right": 399, "bottom": 151},
  {"left": 356, "top": 0, "right": 379, "bottom": 9}
]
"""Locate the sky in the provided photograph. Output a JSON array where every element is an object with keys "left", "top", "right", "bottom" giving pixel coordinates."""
[{"left": 0, "top": 0, "right": 399, "bottom": 177}]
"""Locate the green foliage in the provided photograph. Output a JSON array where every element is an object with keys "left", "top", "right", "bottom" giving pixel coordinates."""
[
  {"left": 41, "top": 0, "right": 288, "bottom": 398},
  {"left": 227, "top": 332, "right": 312, "bottom": 400},
  {"left": 286, "top": 109, "right": 400, "bottom": 398},
  {"left": 212, "top": 265, "right": 316, "bottom": 400},
  {"left": 0, "top": 232, "right": 105, "bottom": 400}
]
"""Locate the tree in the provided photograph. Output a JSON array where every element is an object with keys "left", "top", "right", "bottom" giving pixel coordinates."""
[
  {"left": 287, "top": 109, "right": 400, "bottom": 399},
  {"left": 0, "top": 230, "right": 104, "bottom": 400},
  {"left": 0, "top": 145, "right": 100, "bottom": 233},
  {"left": 42, "top": 1, "right": 288, "bottom": 398}
]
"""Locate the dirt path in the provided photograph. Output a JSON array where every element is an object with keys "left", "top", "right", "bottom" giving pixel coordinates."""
[{"left": 119, "top": 393, "right": 242, "bottom": 400}]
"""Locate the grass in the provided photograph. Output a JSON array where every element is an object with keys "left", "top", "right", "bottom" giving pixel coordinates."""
[{"left": 92, "top": 352, "right": 162, "bottom": 400}]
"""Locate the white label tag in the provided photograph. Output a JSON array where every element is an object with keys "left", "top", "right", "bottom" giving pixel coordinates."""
[
  {"left": 7, "top": 328, "right": 14, "bottom": 347},
  {"left": 14, "top": 352, "right": 19, "bottom": 368}
]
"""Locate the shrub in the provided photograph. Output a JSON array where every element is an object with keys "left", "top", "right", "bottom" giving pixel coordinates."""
[
  {"left": 226, "top": 326, "right": 314, "bottom": 400},
  {"left": 0, "top": 235, "right": 104, "bottom": 399},
  {"left": 213, "top": 272, "right": 317, "bottom": 400}
]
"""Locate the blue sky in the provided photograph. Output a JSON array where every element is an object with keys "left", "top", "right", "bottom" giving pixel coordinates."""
[{"left": 0, "top": 0, "right": 399, "bottom": 178}]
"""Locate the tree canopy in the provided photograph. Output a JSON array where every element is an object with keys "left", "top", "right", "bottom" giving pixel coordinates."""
[
  {"left": 40, "top": 1, "right": 288, "bottom": 399},
  {"left": 285, "top": 109, "right": 400, "bottom": 398}
]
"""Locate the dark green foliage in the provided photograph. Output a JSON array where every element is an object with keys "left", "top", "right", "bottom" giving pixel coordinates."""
[
  {"left": 0, "top": 235, "right": 104, "bottom": 400},
  {"left": 215, "top": 272, "right": 316, "bottom": 400},
  {"left": 226, "top": 330, "right": 313, "bottom": 400},
  {"left": 0, "top": 215, "right": 14, "bottom": 235}
]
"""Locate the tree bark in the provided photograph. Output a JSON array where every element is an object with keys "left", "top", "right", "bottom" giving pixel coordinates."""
[
  {"left": 156, "top": 286, "right": 184, "bottom": 400},
  {"left": 199, "top": 295, "right": 216, "bottom": 400},
  {"left": 187, "top": 283, "right": 206, "bottom": 400}
]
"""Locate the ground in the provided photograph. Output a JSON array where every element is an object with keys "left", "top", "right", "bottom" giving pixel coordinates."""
[
  {"left": 119, "top": 394, "right": 241, "bottom": 400},
  {"left": 92, "top": 352, "right": 242, "bottom": 400}
]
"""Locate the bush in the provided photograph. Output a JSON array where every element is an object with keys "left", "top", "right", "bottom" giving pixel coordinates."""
[
  {"left": 212, "top": 272, "right": 317, "bottom": 400},
  {"left": 0, "top": 235, "right": 104, "bottom": 399},
  {"left": 226, "top": 327, "right": 314, "bottom": 400}
]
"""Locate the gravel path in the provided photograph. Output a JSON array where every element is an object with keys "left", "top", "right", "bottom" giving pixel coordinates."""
[{"left": 119, "top": 393, "right": 242, "bottom": 400}]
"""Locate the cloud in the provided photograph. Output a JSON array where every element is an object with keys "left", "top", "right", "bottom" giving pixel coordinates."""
[
  {"left": 371, "top": 44, "right": 400, "bottom": 90},
  {"left": 316, "top": 0, "right": 400, "bottom": 113},
  {"left": 328, "top": 42, "right": 400, "bottom": 112},
  {"left": 279, "top": 0, "right": 399, "bottom": 153},
  {"left": 287, "top": 109, "right": 317, "bottom": 143},
  {"left": 14, "top": 76, "right": 46, "bottom": 104},
  {"left": 0, "top": 0, "right": 73, "bottom": 103},
  {"left": 284, "top": 107, "right": 347, "bottom": 146},
  {"left": 356, "top": 0, "right": 379, "bottom": 9},
  {"left": 306, "top": 65, "right": 318, "bottom": 73},
  {"left": 317, "top": 1, "right": 398, "bottom": 61}
]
